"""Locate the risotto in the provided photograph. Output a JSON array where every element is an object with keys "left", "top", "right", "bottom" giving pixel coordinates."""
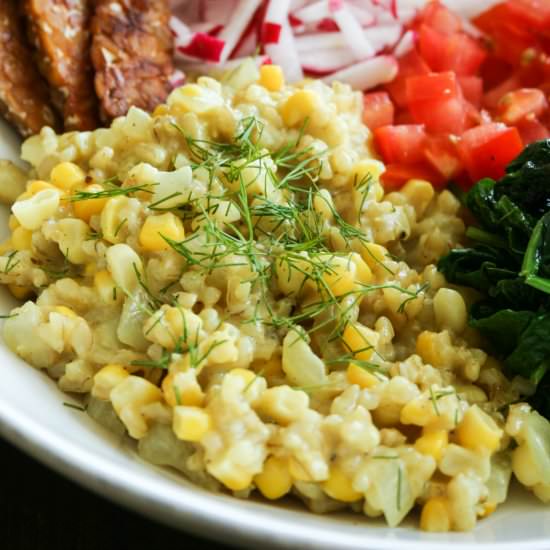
[{"left": 0, "top": 60, "right": 548, "bottom": 532}]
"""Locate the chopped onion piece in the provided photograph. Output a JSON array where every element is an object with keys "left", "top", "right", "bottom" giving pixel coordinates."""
[
  {"left": 323, "top": 54, "right": 398, "bottom": 90},
  {"left": 262, "top": 0, "right": 291, "bottom": 44},
  {"left": 218, "top": 0, "right": 262, "bottom": 63}
]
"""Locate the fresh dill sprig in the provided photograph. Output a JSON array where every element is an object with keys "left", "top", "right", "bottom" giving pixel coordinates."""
[{"left": 70, "top": 183, "right": 153, "bottom": 202}]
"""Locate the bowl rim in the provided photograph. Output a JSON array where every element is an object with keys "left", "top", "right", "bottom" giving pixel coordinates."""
[{"left": 2, "top": 392, "right": 550, "bottom": 550}]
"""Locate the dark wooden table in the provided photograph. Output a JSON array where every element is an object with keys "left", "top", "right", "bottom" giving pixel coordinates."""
[{"left": 0, "top": 437, "right": 230, "bottom": 550}]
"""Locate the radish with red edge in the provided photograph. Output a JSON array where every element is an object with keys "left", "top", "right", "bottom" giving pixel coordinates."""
[
  {"left": 301, "top": 48, "right": 355, "bottom": 75},
  {"left": 329, "top": 2, "right": 375, "bottom": 60},
  {"left": 262, "top": 0, "right": 291, "bottom": 44},
  {"left": 178, "top": 33, "right": 225, "bottom": 63},
  {"left": 265, "top": 21, "right": 303, "bottom": 82},
  {"left": 323, "top": 55, "right": 397, "bottom": 90},
  {"left": 218, "top": 0, "right": 262, "bottom": 63}
]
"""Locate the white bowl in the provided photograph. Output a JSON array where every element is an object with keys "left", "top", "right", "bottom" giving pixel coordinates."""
[{"left": 0, "top": 119, "right": 549, "bottom": 550}]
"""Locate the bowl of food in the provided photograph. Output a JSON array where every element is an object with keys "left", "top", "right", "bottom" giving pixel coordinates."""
[{"left": 0, "top": 0, "right": 549, "bottom": 548}]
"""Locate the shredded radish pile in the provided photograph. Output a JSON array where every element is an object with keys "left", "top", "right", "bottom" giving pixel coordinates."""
[{"left": 169, "top": 0, "right": 498, "bottom": 90}]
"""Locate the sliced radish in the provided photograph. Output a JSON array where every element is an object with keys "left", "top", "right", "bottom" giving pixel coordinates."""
[
  {"left": 262, "top": 0, "right": 291, "bottom": 44},
  {"left": 232, "top": 26, "right": 258, "bottom": 58},
  {"left": 323, "top": 55, "right": 398, "bottom": 89},
  {"left": 168, "top": 69, "right": 186, "bottom": 89},
  {"left": 293, "top": 1, "right": 330, "bottom": 24},
  {"left": 202, "top": 0, "right": 236, "bottom": 25},
  {"left": 189, "top": 21, "right": 223, "bottom": 35},
  {"left": 393, "top": 29, "right": 415, "bottom": 58},
  {"left": 330, "top": 3, "right": 375, "bottom": 59},
  {"left": 265, "top": 21, "right": 303, "bottom": 82},
  {"left": 177, "top": 33, "right": 225, "bottom": 62},
  {"left": 171, "top": 16, "right": 193, "bottom": 46},
  {"left": 302, "top": 47, "right": 355, "bottom": 74},
  {"left": 218, "top": 0, "right": 262, "bottom": 63}
]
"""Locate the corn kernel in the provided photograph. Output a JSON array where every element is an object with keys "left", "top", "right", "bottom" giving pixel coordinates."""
[
  {"left": 342, "top": 322, "right": 379, "bottom": 361},
  {"left": 94, "top": 270, "right": 122, "bottom": 304},
  {"left": 350, "top": 159, "right": 385, "bottom": 186},
  {"left": 254, "top": 456, "right": 292, "bottom": 500},
  {"left": 400, "top": 398, "right": 433, "bottom": 426},
  {"left": 162, "top": 372, "right": 204, "bottom": 407},
  {"left": 289, "top": 457, "right": 312, "bottom": 482},
  {"left": 50, "top": 162, "right": 85, "bottom": 191},
  {"left": 350, "top": 252, "right": 373, "bottom": 285},
  {"left": 259, "top": 64, "right": 285, "bottom": 92},
  {"left": 27, "top": 180, "right": 56, "bottom": 195},
  {"left": 456, "top": 405, "right": 503, "bottom": 453},
  {"left": 173, "top": 406, "right": 211, "bottom": 442},
  {"left": 415, "top": 429, "right": 448, "bottom": 461},
  {"left": 92, "top": 364, "right": 129, "bottom": 400},
  {"left": 214, "top": 467, "right": 253, "bottom": 492},
  {"left": 8, "top": 284, "right": 32, "bottom": 300},
  {"left": 84, "top": 263, "right": 97, "bottom": 277},
  {"left": 416, "top": 331, "right": 446, "bottom": 367},
  {"left": 280, "top": 89, "right": 320, "bottom": 127},
  {"left": 257, "top": 386, "right": 309, "bottom": 426},
  {"left": 153, "top": 104, "right": 170, "bottom": 117},
  {"left": 8, "top": 215, "right": 19, "bottom": 231},
  {"left": 73, "top": 184, "right": 108, "bottom": 222},
  {"left": 359, "top": 242, "right": 388, "bottom": 270},
  {"left": 420, "top": 497, "right": 451, "bottom": 532},
  {"left": 401, "top": 179, "right": 434, "bottom": 218},
  {"left": 322, "top": 464, "right": 362, "bottom": 502},
  {"left": 253, "top": 354, "right": 282, "bottom": 377},
  {"left": 139, "top": 212, "right": 185, "bottom": 252},
  {"left": 11, "top": 227, "right": 32, "bottom": 251},
  {"left": 54, "top": 305, "right": 78, "bottom": 319},
  {"left": 347, "top": 362, "right": 379, "bottom": 388},
  {"left": 228, "top": 367, "right": 256, "bottom": 386},
  {"left": 0, "top": 239, "right": 12, "bottom": 254}
]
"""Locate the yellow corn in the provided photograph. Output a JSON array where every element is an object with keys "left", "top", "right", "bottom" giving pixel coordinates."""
[
  {"left": 0, "top": 239, "right": 12, "bottom": 254},
  {"left": 420, "top": 497, "right": 451, "bottom": 532},
  {"left": 253, "top": 354, "right": 283, "bottom": 377},
  {"left": 456, "top": 405, "right": 502, "bottom": 453},
  {"left": 139, "top": 212, "right": 185, "bottom": 252},
  {"left": 350, "top": 252, "right": 373, "bottom": 285},
  {"left": 401, "top": 179, "right": 434, "bottom": 218},
  {"left": 257, "top": 386, "right": 308, "bottom": 426},
  {"left": 414, "top": 429, "right": 448, "bottom": 461},
  {"left": 73, "top": 184, "right": 108, "bottom": 222},
  {"left": 83, "top": 263, "right": 97, "bottom": 277},
  {"left": 92, "top": 364, "right": 129, "bottom": 400},
  {"left": 350, "top": 159, "right": 385, "bottom": 188},
  {"left": 94, "top": 269, "right": 122, "bottom": 304},
  {"left": 359, "top": 242, "right": 388, "bottom": 270},
  {"left": 280, "top": 89, "right": 320, "bottom": 127},
  {"left": 322, "top": 464, "right": 362, "bottom": 502},
  {"left": 162, "top": 372, "right": 205, "bottom": 407},
  {"left": 27, "top": 180, "right": 57, "bottom": 195},
  {"left": 347, "top": 362, "right": 379, "bottom": 388},
  {"left": 259, "top": 64, "right": 284, "bottom": 92},
  {"left": 254, "top": 456, "right": 292, "bottom": 500},
  {"left": 50, "top": 162, "right": 85, "bottom": 191},
  {"left": 153, "top": 104, "right": 170, "bottom": 117},
  {"left": 215, "top": 468, "right": 253, "bottom": 492},
  {"left": 173, "top": 406, "right": 211, "bottom": 442},
  {"left": 317, "top": 253, "right": 372, "bottom": 297},
  {"left": 8, "top": 284, "right": 32, "bottom": 300},
  {"left": 416, "top": 331, "right": 446, "bottom": 367},
  {"left": 54, "top": 305, "right": 78, "bottom": 319},
  {"left": 288, "top": 457, "right": 312, "bottom": 482},
  {"left": 8, "top": 215, "right": 19, "bottom": 231},
  {"left": 11, "top": 227, "right": 32, "bottom": 251},
  {"left": 342, "top": 322, "right": 379, "bottom": 361},
  {"left": 228, "top": 368, "right": 256, "bottom": 386},
  {"left": 400, "top": 398, "right": 433, "bottom": 426},
  {"left": 479, "top": 502, "right": 497, "bottom": 518}
]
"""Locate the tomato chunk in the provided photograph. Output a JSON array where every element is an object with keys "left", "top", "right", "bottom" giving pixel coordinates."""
[
  {"left": 384, "top": 49, "right": 430, "bottom": 109},
  {"left": 458, "top": 123, "right": 523, "bottom": 182},
  {"left": 373, "top": 125, "right": 426, "bottom": 165},
  {"left": 419, "top": 2, "right": 462, "bottom": 34},
  {"left": 418, "top": 25, "right": 486, "bottom": 76},
  {"left": 406, "top": 72, "right": 465, "bottom": 134},
  {"left": 423, "top": 134, "right": 463, "bottom": 180},
  {"left": 497, "top": 88, "right": 548, "bottom": 125},
  {"left": 458, "top": 76, "right": 483, "bottom": 108},
  {"left": 362, "top": 92, "right": 394, "bottom": 131},
  {"left": 516, "top": 118, "right": 550, "bottom": 145}
]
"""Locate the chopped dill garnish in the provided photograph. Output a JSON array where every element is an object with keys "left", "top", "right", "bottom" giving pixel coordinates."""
[
  {"left": 63, "top": 401, "right": 87, "bottom": 412},
  {"left": 3, "top": 251, "right": 19, "bottom": 274},
  {"left": 396, "top": 465, "right": 403, "bottom": 511},
  {"left": 70, "top": 183, "right": 153, "bottom": 201}
]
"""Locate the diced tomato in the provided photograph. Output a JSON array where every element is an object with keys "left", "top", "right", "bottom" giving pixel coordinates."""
[
  {"left": 463, "top": 101, "right": 485, "bottom": 130},
  {"left": 516, "top": 117, "right": 550, "bottom": 144},
  {"left": 362, "top": 92, "right": 395, "bottom": 131},
  {"left": 418, "top": 26, "right": 486, "bottom": 76},
  {"left": 479, "top": 56, "right": 513, "bottom": 91},
  {"left": 406, "top": 72, "right": 465, "bottom": 134},
  {"left": 458, "top": 123, "right": 523, "bottom": 182},
  {"left": 423, "top": 134, "right": 463, "bottom": 180},
  {"left": 419, "top": 1, "right": 462, "bottom": 34},
  {"left": 458, "top": 76, "right": 483, "bottom": 108},
  {"left": 381, "top": 163, "right": 445, "bottom": 189},
  {"left": 504, "top": 0, "right": 550, "bottom": 33},
  {"left": 496, "top": 88, "right": 548, "bottom": 125},
  {"left": 474, "top": 4, "right": 540, "bottom": 65},
  {"left": 384, "top": 49, "right": 431, "bottom": 109},
  {"left": 483, "top": 75, "right": 522, "bottom": 110},
  {"left": 374, "top": 125, "right": 427, "bottom": 165}
]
